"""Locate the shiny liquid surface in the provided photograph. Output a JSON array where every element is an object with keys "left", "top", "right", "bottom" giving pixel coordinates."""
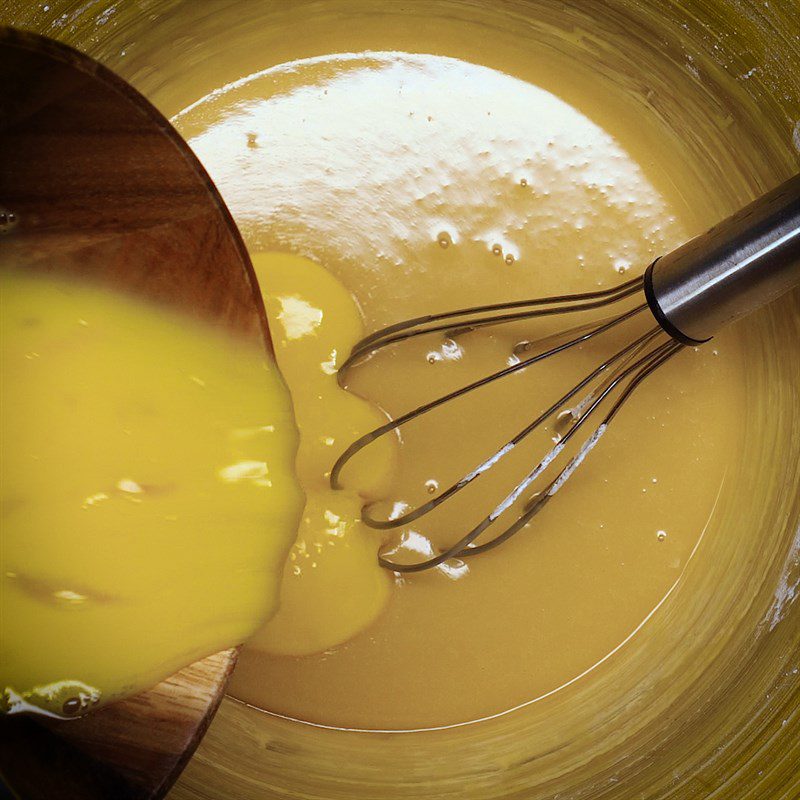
[
  {"left": 0, "top": 270, "right": 302, "bottom": 716},
  {"left": 174, "top": 51, "right": 746, "bottom": 729},
  {"left": 246, "top": 251, "right": 396, "bottom": 658}
]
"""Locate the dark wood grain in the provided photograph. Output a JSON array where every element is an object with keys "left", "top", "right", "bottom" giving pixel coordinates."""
[
  {"left": 0, "top": 25, "right": 271, "bottom": 348},
  {"left": 0, "top": 26, "right": 268, "bottom": 800},
  {"left": 0, "top": 650, "right": 238, "bottom": 800}
]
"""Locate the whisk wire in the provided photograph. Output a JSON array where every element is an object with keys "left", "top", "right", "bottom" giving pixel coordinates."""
[
  {"left": 361, "top": 326, "right": 662, "bottom": 530},
  {"left": 457, "top": 339, "right": 683, "bottom": 561},
  {"left": 330, "top": 301, "right": 649, "bottom": 491},
  {"left": 340, "top": 275, "right": 644, "bottom": 372},
  {"left": 376, "top": 338, "right": 682, "bottom": 572}
]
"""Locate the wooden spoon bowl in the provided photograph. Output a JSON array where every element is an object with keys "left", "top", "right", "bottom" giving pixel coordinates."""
[{"left": 0, "top": 26, "right": 269, "bottom": 800}]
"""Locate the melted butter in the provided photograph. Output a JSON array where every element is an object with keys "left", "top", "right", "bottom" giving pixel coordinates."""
[
  {"left": 244, "top": 252, "right": 395, "bottom": 656},
  {"left": 0, "top": 270, "right": 302, "bottom": 716},
  {"left": 181, "top": 52, "right": 748, "bottom": 730}
]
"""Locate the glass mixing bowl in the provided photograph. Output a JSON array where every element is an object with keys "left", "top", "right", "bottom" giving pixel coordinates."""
[{"left": 3, "top": 2, "right": 798, "bottom": 798}]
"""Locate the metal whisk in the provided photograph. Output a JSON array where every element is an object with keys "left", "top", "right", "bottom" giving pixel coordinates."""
[{"left": 331, "top": 174, "right": 800, "bottom": 573}]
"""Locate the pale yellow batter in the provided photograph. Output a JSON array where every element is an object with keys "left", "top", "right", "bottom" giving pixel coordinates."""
[
  {"left": 0, "top": 50, "right": 746, "bottom": 732},
  {"left": 175, "top": 52, "right": 745, "bottom": 729}
]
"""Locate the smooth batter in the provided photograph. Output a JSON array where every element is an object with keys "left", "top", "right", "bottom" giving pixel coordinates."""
[{"left": 174, "top": 52, "right": 745, "bottom": 729}]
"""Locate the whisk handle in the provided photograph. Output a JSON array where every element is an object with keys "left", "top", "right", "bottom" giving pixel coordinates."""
[{"left": 644, "top": 173, "right": 800, "bottom": 344}]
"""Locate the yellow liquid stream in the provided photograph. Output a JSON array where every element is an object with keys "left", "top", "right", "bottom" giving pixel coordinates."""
[
  {"left": 246, "top": 252, "right": 396, "bottom": 656},
  {"left": 0, "top": 271, "right": 302, "bottom": 717}
]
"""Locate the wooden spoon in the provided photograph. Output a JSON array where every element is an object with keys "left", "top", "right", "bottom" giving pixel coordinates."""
[{"left": 0, "top": 26, "right": 269, "bottom": 800}]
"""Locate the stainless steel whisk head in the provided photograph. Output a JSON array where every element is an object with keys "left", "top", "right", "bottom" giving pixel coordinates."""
[
  {"left": 330, "top": 174, "right": 800, "bottom": 573},
  {"left": 331, "top": 275, "right": 681, "bottom": 573}
]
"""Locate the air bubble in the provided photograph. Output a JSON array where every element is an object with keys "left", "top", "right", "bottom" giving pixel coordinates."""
[
  {"left": 62, "top": 697, "right": 82, "bottom": 715},
  {"left": 425, "top": 479, "right": 439, "bottom": 494},
  {"left": 491, "top": 243, "right": 502, "bottom": 256},
  {"left": 437, "top": 231, "right": 452, "bottom": 248},
  {"left": 656, "top": 530, "right": 667, "bottom": 542},
  {"left": 519, "top": 178, "right": 528, "bottom": 187},
  {"left": 504, "top": 253, "right": 515, "bottom": 265},
  {"left": 246, "top": 132, "right": 258, "bottom": 148},
  {"left": 555, "top": 409, "right": 574, "bottom": 430}
]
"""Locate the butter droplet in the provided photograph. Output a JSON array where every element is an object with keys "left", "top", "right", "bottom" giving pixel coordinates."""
[
  {"left": 218, "top": 460, "right": 272, "bottom": 487},
  {"left": 53, "top": 589, "right": 87, "bottom": 604}
]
